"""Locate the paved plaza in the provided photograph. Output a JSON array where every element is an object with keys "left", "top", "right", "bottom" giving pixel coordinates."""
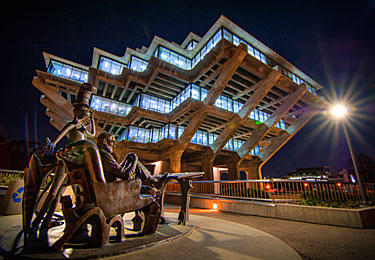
[
  {"left": 185, "top": 207, "right": 375, "bottom": 260},
  {"left": 0, "top": 204, "right": 374, "bottom": 259}
]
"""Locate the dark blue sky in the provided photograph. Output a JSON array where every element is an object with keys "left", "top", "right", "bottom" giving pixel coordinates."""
[{"left": 0, "top": 0, "right": 374, "bottom": 176}]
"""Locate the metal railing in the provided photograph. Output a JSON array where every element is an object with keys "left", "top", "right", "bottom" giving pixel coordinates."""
[{"left": 165, "top": 179, "right": 375, "bottom": 204}]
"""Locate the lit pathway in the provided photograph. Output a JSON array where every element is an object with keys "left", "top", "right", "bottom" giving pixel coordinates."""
[
  {"left": 186, "top": 207, "right": 375, "bottom": 260},
  {"left": 110, "top": 210, "right": 302, "bottom": 260}
]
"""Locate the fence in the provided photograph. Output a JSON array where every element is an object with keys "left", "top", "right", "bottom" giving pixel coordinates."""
[
  {"left": 166, "top": 179, "right": 375, "bottom": 204},
  {"left": 2, "top": 168, "right": 375, "bottom": 204}
]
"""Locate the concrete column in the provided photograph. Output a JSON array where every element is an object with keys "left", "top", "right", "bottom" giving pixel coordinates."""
[
  {"left": 168, "top": 150, "right": 184, "bottom": 173},
  {"left": 201, "top": 152, "right": 214, "bottom": 180},
  {"left": 227, "top": 159, "right": 240, "bottom": 180}
]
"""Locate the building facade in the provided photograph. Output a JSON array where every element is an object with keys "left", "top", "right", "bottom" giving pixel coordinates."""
[{"left": 32, "top": 15, "right": 324, "bottom": 180}]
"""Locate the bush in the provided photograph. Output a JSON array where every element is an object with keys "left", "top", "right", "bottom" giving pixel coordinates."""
[
  {"left": 0, "top": 172, "right": 23, "bottom": 186},
  {"left": 300, "top": 191, "right": 366, "bottom": 208}
]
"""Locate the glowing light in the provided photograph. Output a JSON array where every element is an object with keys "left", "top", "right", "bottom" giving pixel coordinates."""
[
  {"left": 330, "top": 104, "right": 347, "bottom": 118},
  {"left": 266, "top": 184, "right": 271, "bottom": 189},
  {"left": 212, "top": 203, "right": 218, "bottom": 210},
  {"left": 304, "top": 183, "right": 309, "bottom": 187},
  {"left": 337, "top": 182, "right": 342, "bottom": 187}
]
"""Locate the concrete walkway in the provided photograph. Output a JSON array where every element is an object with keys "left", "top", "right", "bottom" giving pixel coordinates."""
[
  {"left": 111, "top": 212, "right": 301, "bottom": 260},
  {"left": 0, "top": 210, "right": 301, "bottom": 260},
  {"left": 188, "top": 208, "right": 375, "bottom": 260}
]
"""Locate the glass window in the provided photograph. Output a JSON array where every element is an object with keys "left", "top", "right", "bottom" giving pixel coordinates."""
[
  {"left": 98, "top": 56, "right": 126, "bottom": 75},
  {"left": 152, "top": 129, "right": 160, "bottom": 143},
  {"left": 130, "top": 56, "right": 148, "bottom": 72},
  {"left": 254, "top": 49, "right": 261, "bottom": 60},
  {"left": 247, "top": 45, "right": 254, "bottom": 56},
  {"left": 109, "top": 101, "right": 118, "bottom": 114},
  {"left": 71, "top": 68, "right": 81, "bottom": 80},
  {"left": 169, "top": 124, "right": 177, "bottom": 139},
  {"left": 201, "top": 88, "right": 208, "bottom": 101},
  {"left": 233, "top": 35, "right": 240, "bottom": 46},
  {"left": 48, "top": 60, "right": 89, "bottom": 83},
  {"left": 259, "top": 111, "right": 264, "bottom": 122},
  {"left": 178, "top": 126, "right": 184, "bottom": 138},
  {"left": 202, "top": 132, "right": 208, "bottom": 146},
  {"left": 192, "top": 85, "right": 200, "bottom": 100},
  {"left": 170, "top": 52, "right": 179, "bottom": 66},
  {"left": 163, "top": 125, "right": 168, "bottom": 138},
  {"left": 223, "top": 28, "right": 232, "bottom": 41},
  {"left": 191, "top": 132, "right": 197, "bottom": 144},
  {"left": 201, "top": 45, "right": 207, "bottom": 58},
  {"left": 150, "top": 96, "right": 158, "bottom": 111},
  {"left": 101, "top": 99, "right": 110, "bottom": 112},
  {"left": 159, "top": 47, "right": 170, "bottom": 62},
  {"left": 128, "top": 127, "right": 137, "bottom": 141},
  {"left": 213, "top": 29, "right": 222, "bottom": 45},
  {"left": 118, "top": 103, "right": 126, "bottom": 116}
]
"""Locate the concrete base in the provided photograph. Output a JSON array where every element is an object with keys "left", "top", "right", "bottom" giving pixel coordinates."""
[
  {"left": 165, "top": 193, "right": 375, "bottom": 228},
  {"left": 0, "top": 212, "right": 194, "bottom": 259}
]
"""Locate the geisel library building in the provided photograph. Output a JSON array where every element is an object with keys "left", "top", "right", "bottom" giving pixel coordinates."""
[{"left": 33, "top": 15, "right": 323, "bottom": 181}]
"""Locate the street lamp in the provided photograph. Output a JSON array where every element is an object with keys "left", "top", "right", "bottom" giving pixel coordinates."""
[{"left": 329, "top": 103, "right": 366, "bottom": 203}]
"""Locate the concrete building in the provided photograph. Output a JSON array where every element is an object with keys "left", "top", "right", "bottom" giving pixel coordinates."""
[{"left": 32, "top": 15, "right": 324, "bottom": 180}]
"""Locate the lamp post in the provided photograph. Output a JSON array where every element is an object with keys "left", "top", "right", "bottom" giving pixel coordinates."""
[{"left": 329, "top": 104, "right": 366, "bottom": 203}]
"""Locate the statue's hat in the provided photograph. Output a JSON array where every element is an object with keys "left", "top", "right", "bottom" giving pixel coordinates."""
[{"left": 74, "top": 83, "right": 97, "bottom": 107}]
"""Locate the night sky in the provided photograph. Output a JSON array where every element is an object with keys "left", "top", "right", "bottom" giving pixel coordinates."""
[{"left": 1, "top": 0, "right": 374, "bottom": 176}]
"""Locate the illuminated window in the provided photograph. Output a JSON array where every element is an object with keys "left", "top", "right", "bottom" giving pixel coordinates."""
[
  {"left": 130, "top": 56, "right": 148, "bottom": 72},
  {"left": 47, "top": 60, "right": 88, "bottom": 83},
  {"left": 98, "top": 56, "right": 126, "bottom": 75}
]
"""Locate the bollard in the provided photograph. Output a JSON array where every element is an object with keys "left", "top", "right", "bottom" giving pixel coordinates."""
[{"left": 1, "top": 180, "right": 24, "bottom": 215}]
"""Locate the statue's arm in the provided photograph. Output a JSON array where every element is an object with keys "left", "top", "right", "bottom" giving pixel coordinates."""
[
  {"left": 86, "top": 112, "right": 96, "bottom": 137},
  {"left": 101, "top": 151, "right": 130, "bottom": 180},
  {"left": 46, "top": 121, "right": 77, "bottom": 150}
]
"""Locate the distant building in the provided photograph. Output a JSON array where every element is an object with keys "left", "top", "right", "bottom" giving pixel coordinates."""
[
  {"left": 285, "top": 166, "right": 355, "bottom": 183},
  {"left": 327, "top": 168, "right": 351, "bottom": 183},
  {"left": 286, "top": 166, "right": 331, "bottom": 181},
  {"left": 32, "top": 15, "right": 324, "bottom": 180},
  {"left": 347, "top": 153, "right": 375, "bottom": 183}
]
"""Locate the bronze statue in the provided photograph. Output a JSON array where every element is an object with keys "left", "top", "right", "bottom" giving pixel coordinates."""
[
  {"left": 96, "top": 132, "right": 168, "bottom": 188},
  {"left": 23, "top": 83, "right": 97, "bottom": 249},
  {"left": 46, "top": 83, "right": 97, "bottom": 150},
  {"left": 21, "top": 82, "right": 200, "bottom": 254}
]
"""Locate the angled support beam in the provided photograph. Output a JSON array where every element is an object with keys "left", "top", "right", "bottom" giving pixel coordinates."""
[
  {"left": 102, "top": 82, "right": 109, "bottom": 97},
  {"left": 143, "top": 69, "right": 159, "bottom": 93},
  {"left": 177, "top": 44, "right": 247, "bottom": 150},
  {"left": 118, "top": 85, "right": 128, "bottom": 101},
  {"left": 110, "top": 85, "right": 119, "bottom": 99},
  {"left": 236, "top": 85, "right": 308, "bottom": 158},
  {"left": 33, "top": 77, "right": 74, "bottom": 119},
  {"left": 200, "top": 67, "right": 222, "bottom": 87},
  {"left": 258, "top": 91, "right": 293, "bottom": 110},
  {"left": 258, "top": 108, "right": 319, "bottom": 164},
  {"left": 40, "top": 96, "right": 73, "bottom": 123},
  {"left": 208, "top": 123, "right": 226, "bottom": 133},
  {"left": 209, "top": 69, "right": 281, "bottom": 156},
  {"left": 126, "top": 87, "right": 138, "bottom": 103}
]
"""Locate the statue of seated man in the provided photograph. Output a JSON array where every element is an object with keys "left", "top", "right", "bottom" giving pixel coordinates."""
[{"left": 97, "top": 132, "right": 167, "bottom": 189}]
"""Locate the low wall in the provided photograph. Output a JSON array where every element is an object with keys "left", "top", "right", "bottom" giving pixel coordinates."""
[{"left": 165, "top": 193, "right": 375, "bottom": 229}]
